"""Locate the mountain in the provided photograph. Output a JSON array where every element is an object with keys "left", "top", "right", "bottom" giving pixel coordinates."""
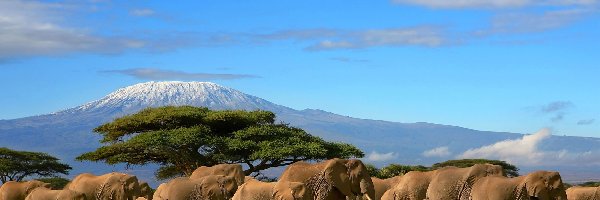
[{"left": 1, "top": 81, "right": 599, "bottom": 184}]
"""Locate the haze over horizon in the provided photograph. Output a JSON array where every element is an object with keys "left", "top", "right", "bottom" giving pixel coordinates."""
[{"left": 1, "top": 0, "right": 598, "bottom": 138}]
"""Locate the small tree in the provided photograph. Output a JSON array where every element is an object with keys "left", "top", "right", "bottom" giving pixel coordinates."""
[
  {"left": 432, "top": 159, "right": 519, "bottom": 177},
  {"left": 0, "top": 147, "right": 71, "bottom": 183},
  {"left": 78, "top": 106, "right": 364, "bottom": 179},
  {"left": 366, "top": 163, "right": 431, "bottom": 179},
  {"left": 36, "top": 177, "right": 71, "bottom": 189}
]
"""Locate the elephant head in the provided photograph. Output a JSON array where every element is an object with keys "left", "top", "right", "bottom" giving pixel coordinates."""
[
  {"left": 322, "top": 158, "right": 354, "bottom": 198},
  {"left": 138, "top": 182, "right": 152, "bottom": 200},
  {"left": 195, "top": 175, "right": 239, "bottom": 199},
  {"left": 25, "top": 180, "right": 51, "bottom": 194},
  {"left": 522, "top": 171, "right": 567, "bottom": 200},
  {"left": 344, "top": 159, "right": 375, "bottom": 200},
  {"left": 101, "top": 173, "right": 141, "bottom": 200},
  {"left": 191, "top": 164, "right": 246, "bottom": 186},
  {"left": 273, "top": 181, "right": 313, "bottom": 200}
]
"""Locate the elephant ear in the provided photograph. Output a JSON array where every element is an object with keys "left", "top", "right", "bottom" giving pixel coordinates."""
[
  {"left": 324, "top": 159, "right": 353, "bottom": 196},
  {"left": 288, "top": 182, "right": 311, "bottom": 199}
]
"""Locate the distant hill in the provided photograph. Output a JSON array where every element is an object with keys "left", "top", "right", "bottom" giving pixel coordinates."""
[{"left": 1, "top": 81, "right": 599, "bottom": 185}]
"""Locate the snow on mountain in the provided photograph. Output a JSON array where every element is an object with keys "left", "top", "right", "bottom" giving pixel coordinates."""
[{"left": 62, "top": 81, "right": 288, "bottom": 114}]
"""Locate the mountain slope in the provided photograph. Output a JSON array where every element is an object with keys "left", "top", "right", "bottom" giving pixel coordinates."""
[{"left": 1, "top": 81, "right": 599, "bottom": 184}]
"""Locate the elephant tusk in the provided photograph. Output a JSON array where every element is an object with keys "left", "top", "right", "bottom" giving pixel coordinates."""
[{"left": 363, "top": 194, "right": 373, "bottom": 200}]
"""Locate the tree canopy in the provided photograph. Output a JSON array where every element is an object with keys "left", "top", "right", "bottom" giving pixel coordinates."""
[
  {"left": 77, "top": 106, "right": 364, "bottom": 179},
  {"left": 0, "top": 147, "right": 71, "bottom": 183},
  {"left": 366, "top": 164, "right": 430, "bottom": 179},
  {"left": 432, "top": 159, "right": 519, "bottom": 177}
]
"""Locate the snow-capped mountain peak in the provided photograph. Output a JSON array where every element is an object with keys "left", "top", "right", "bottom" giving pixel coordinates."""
[{"left": 63, "top": 81, "right": 287, "bottom": 114}]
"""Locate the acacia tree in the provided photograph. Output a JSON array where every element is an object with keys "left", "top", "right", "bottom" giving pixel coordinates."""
[
  {"left": 77, "top": 106, "right": 364, "bottom": 179},
  {"left": 0, "top": 148, "right": 71, "bottom": 183}
]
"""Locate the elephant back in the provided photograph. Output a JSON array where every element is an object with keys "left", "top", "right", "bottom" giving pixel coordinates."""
[
  {"left": 232, "top": 179, "right": 275, "bottom": 200},
  {"left": 190, "top": 164, "right": 245, "bottom": 186},
  {"left": 427, "top": 164, "right": 502, "bottom": 200},
  {"left": 0, "top": 180, "right": 50, "bottom": 200},
  {"left": 67, "top": 172, "right": 140, "bottom": 200},
  {"left": 566, "top": 186, "right": 600, "bottom": 200}
]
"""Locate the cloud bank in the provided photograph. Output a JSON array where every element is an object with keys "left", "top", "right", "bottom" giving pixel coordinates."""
[
  {"left": 365, "top": 151, "right": 399, "bottom": 162},
  {"left": 423, "top": 146, "right": 452, "bottom": 157},
  {"left": 459, "top": 129, "right": 550, "bottom": 165},
  {"left": 102, "top": 68, "right": 258, "bottom": 81},
  {"left": 458, "top": 129, "right": 600, "bottom": 166}
]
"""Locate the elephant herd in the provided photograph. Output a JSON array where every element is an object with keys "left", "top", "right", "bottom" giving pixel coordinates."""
[
  {"left": 0, "top": 158, "right": 599, "bottom": 200},
  {"left": 0, "top": 172, "right": 152, "bottom": 200}
]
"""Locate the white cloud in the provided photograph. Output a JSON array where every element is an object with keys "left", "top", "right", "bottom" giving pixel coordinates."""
[
  {"left": 459, "top": 129, "right": 551, "bottom": 165},
  {"left": 458, "top": 129, "right": 600, "bottom": 166},
  {"left": 483, "top": 9, "right": 593, "bottom": 34},
  {"left": 391, "top": 0, "right": 598, "bottom": 8},
  {"left": 0, "top": 0, "right": 147, "bottom": 60},
  {"left": 365, "top": 151, "right": 399, "bottom": 162},
  {"left": 423, "top": 146, "right": 452, "bottom": 157}
]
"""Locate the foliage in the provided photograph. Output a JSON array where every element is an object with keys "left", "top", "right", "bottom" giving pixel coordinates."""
[
  {"left": 579, "top": 181, "right": 600, "bottom": 187},
  {"left": 365, "top": 164, "right": 381, "bottom": 178},
  {"left": 432, "top": 159, "right": 519, "bottom": 177},
  {"left": 36, "top": 177, "right": 71, "bottom": 189},
  {"left": 366, "top": 163, "right": 430, "bottom": 179},
  {"left": 0, "top": 147, "right": 72, "bottom": 183},
  {"left": 77, "top": 106, "right": 363, "bottom": 179}
]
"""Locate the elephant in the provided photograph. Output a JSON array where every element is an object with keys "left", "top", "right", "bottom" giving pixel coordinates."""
[
  {"left": 231, "top": 178, "right": 313, "bottom": 200},
  {"left": 277, "top": 158, "right": 375, "bottom": 200},
  {"left": 566, "top": 186, "right": 600, "bottom": 200},
  {"left": 360, "top": 176, "right": 403, "bottom": 200},
  {"left": 138, "top": 182, "right": 153, "bottom": 200},
  {"left": 152, "top": 183, "right": 166, "bottom": 200},
  {"left": 136, "top": 198, "right": 148, "bottom": 200},
  {"left": 381, "top": 171, "right": 435, "bottom": 200},
  {"left": 0, "top": 180, "right": 50, "bottom": 200},
  {"left": 25, "top": 187, "right": 87, "bottom": 200},
  {"left": 190, "top": 163, "right": 245, "bottom": 186},
  {"left": 426, "top": 163, "right": 504, "bottom": 200},
  {"left": 471, "top": 170, "right": 567, "bottom": 200},
  {"left": 66, "top": 172, "right": 141, "bottom": 200},
  {"left": 154, "top": 175, "right": 238, "bottom": 200}
]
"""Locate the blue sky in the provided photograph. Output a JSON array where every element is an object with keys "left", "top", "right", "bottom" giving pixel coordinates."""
[{"left": 0, "top": 0, "right": 599, "bottom": 137}]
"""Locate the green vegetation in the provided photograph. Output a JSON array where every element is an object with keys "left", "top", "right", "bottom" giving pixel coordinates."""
[
  {"left": 0, "top": 147, "right": 71, "bottom": 183},
  {"left": 367, "top": 164, "right": 430, "bottom": 179},
  {"left": 432, "top": 159, "right": 519, "bottom": 177},
  {"left": 77, "top": 106, "right": 363, "bottom": 179},
  {"left": 368, "top": 158, "right": 519, "bottom": 179},
  {"left": 36, "top": 177, "right": 71, "bottom": 189},
  {"left": 579, "top": 181, "right": 600, "bottom": 187}
]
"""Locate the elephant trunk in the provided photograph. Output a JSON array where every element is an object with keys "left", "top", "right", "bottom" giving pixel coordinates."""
[{"left": 360, "top": 179, "right": 375, "bottom": 200}]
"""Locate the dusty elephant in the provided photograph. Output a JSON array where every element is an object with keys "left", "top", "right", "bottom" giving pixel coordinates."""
[
  {"left": 364, "top": 176, "right": 403, "bottom": 200},
  {"left": 426, "top": 163, "right": 504, "bottom": 200},
  {"left": 471, "top": 170, "right": 567, "bottom": 200},
  {"left": 155, "top": 175, "right": 238, "bottom": 200},
  {"left": 381, "top": 170, "right": 435, "bottom": 200},
  {"left": 152, "top": 183, "right": 166, "bottom": 200},
  {"left": 567, "top": 186, "right": 600, "bottom": 200},
  {"left": 66, "top": 172, "right": 141, "bottom": 200},
  {"left": 138, "top": 182, "right": 152, "bottom": 200},
  {"left": 278, "top": 158, "right": 375, "bottom": 200},
  {"left": 0, "top": 180, "right": 50, "bottom": 200},
  {"left": 232, "top": 178, "right": 313, "bottom": 200},
  {"left": 190, "top": 163, "right": 245, "bottom": 186},
  {"left": 25, "top": 187, "right": 87, "bottom": 200}
]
